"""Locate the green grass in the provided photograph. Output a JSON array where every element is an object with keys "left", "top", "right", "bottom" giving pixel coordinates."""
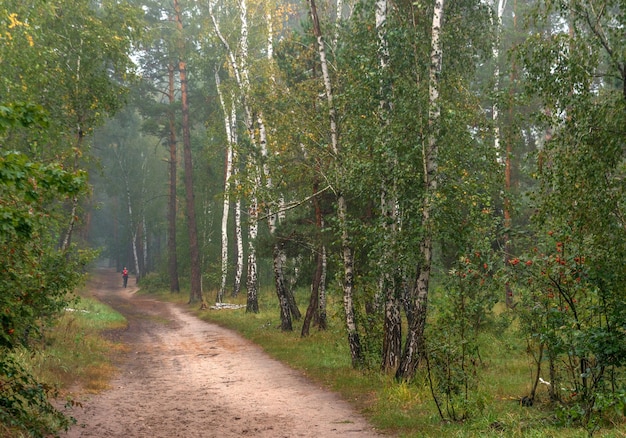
[
  {"left": 144, "top": 285, "right": 626, "bottom": 437},
  {"left": 21, "top": 290, "right": 128, "bottom": 396}
]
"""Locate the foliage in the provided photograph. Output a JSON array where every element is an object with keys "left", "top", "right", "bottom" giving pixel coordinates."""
[
  {"left": 0, "top": 352, "right": 74, "bottom": 438},
  {"left": 1, "top": 2, "right": 139, "bottom": 434},
  {"left": 510, "top": 0, "right": 626, "bottom": 429},
  {"left": 0, "top": 148, "right": 93, "bottom": 435}
]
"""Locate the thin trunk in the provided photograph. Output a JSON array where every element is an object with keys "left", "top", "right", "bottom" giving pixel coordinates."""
[
  {"left": 114, "top": 143, "right": 141, "bottom": 283},
  {"left": 318, "top": 244, "right": 328, "bottom": 330},
  {"left": 306, "top": 176, "right": 327, "bottom": 332},
  {"left": 142, "top": 214, "right": 148, "bottom": 277},
  {"left": 62, "top": 134, "right": 83, "bottom": 252},
  {"left": 247, "top": 195, "right": 259, "bottom": 313},
  {"left": 376, "top": 0, "right": 402, "bottom": 373},
  {"left": 62, "top": 53, "right": 83, "bottom": 253},
  {"left": 167, "top": 63, "right": 180, "bottom": 293},
  {"left": 141, "top": 152, "right": 148, "bottom": 279},
  {"left": 231, "top": 100, "right": 243, "bottom": 298},
  {"left": 274, "top": 243, "right": 293, "bottom": 331},
  {"left": 210, "top": 0, "right": 260, "bottom": 309},
  {"left": 233, "top": 188, "right": 244, "bottom": 297},
  {"left": 504, "top": 0, "right": 516, "bottom": 308},
  {"left": 126, "top": 185, "right": 141, "bottom": 283},
  {"left": 174, "top": 0, "right": 203, "bottom": 306},
  {"left": 301, "top": 247, "right": 322, "bottom": 337},
  {"left": 308, "top": 0, "right": 362, "bottom": 367},
  {"left": 492, "top": 0, "right": 515, "bottom": 308},
  {"left": 396, "top": 0, "right": 444, "bottom": 381},
  {"left": 216, "top": 70, "right": 234, "bottom": 303},
  {"left": 261, "top": 9, "right": 295, "bottom": 326}
]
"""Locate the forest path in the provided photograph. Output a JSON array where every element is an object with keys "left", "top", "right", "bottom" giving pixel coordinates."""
[{"left": 59, "top": 268, "right": 385, "bottom": 438}]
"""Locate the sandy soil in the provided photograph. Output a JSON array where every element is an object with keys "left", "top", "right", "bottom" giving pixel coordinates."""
[{"left": 59, "top": 269, "right": 385, "bottom": 438}]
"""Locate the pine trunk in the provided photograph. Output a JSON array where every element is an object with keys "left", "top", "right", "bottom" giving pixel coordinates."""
[
  {"left": 167, "top": 63, "right": 180, "bottom": 293},
  {"left": 174, "top": 0, "right": 203, "bottom": 306}
]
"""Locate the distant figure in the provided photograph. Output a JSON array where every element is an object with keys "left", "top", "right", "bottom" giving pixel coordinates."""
[{"left": 122, "top": 267, "right": 129, "bottom": 288}]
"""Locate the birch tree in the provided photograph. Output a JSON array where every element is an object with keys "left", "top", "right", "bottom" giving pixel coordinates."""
[
  {"left": 207, "top": 0, "right": 262, "bottom": 312},
  {"left": 396, "top": 0, "right": 445, "bottom": 380},
  {"left": 375, "top": 0, "right": 404, "bottom": 373},
  {"left": 215, "top": 70, "right": 236, "bottom": 303},
  {"left": 308, "top": 0, "right": 363, "bottom": 366}
]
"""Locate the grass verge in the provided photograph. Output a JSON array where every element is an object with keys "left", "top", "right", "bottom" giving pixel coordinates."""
[
  {"left": 142, "top": 285, "right": 626, "bottom": 437},
  {"left": 20, "top": 286, "right": 127, "bottom": 399}
]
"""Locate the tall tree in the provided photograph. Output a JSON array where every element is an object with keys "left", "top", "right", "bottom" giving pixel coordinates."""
[
  {"left": 167, "top": 62, "right": 181, "bottom": 293},
  {"left": 174, "top": 0, "right": 204, "bottom": 306},
  {"left": 308, "top": 0, "right": 363, "bottom": 366},
  {"left": 396, "top": 0, "right": 445, "bottom": 380},
  {"left": 215, "top": 69, "right": 236, "bottom": 303}
]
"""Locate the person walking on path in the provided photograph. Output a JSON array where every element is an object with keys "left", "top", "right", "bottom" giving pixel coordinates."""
[{"left": 122, "top": 267, "right": 129, "bottom": 288}]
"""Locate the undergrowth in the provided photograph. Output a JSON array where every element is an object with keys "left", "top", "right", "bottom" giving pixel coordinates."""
[
  {"left": 143, "top": 284, "right": 626, "bottom": 437},
  {"left": 2, "top": 283, "right": 127, "bottom": 438}
]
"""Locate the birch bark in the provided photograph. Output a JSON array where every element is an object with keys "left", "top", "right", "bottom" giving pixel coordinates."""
[
  {"left": 396, "top": 0, "right": 444, "bottom": 380},
  {"left": 113, "top": 142, "right": 141, "bottom": 284},
  {"left": 215, "top": 69, "right": 234, "bottom": 303},
  {"left": 375, "top": 0, "right": 402, "bottom": 373},
  {"left": 209, "top": 0, "right": 261, "bottom": 311},
  {"left": 308, "top": 0, "right": 362, "bottom": 367}
]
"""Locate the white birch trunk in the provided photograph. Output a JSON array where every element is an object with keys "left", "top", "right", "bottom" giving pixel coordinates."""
[
  {"left": 376, "top": 0, "right": 402, "bottom": 372},
  {"left": 492, "top": 0, "right": 507, "bottom": 160},
  {"left": 233, "top": 193, "right": 244, "bottom": 297},
  {"left": 113, "top": 144, "right": 141, "bottom": 283},
  {"left": 232, "top": 109, "right": 244, "bottom": 297},
  {"left": 397, "top": 0, "right": 444, "bottom": 380},
  {"left": 141, "top": 152, "right": 148, "bottom": 277},
  {"left": 308, "top": 0, "right": 362, "bottom": 366},
  {"left": 216, "top": 69, "right": 234, "bottom": 303},
  {"left": 142, "top": 213, "right": 148, "bottom": 276},
  {"left": 210, "top": 0, "right": 261, "bottom": 309},
  {"left": 246, "top": 192, "right": 259, "bottom": 312},
  {"left": 127, "top": 189, "right": 140, "bottom": 284}
]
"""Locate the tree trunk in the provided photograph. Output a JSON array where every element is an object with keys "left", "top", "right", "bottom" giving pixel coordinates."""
[
  {"left": 311, "top": 178, "right": 327, "bottom": 331},
  {"left": 396, "top": 0, "right": 444, "bottom": 381},
  {"left": 174, "top": 0, "right": 203, "bottom": 306},
  {"left": 233, "top": 190, "right": 244, "bottom": 297},
  {"left": 302, "top": 242, "right": 323, "bottom": 337},
  {"left": 504, "top": 0, "right": 517, "bottom": 308},
  {"left": 112, "top": 140, "right": 141, "bottom": 282},
  {"left": 492, "top": 0, "right": 515, "bottom": 308},
  {"left": 61, "top": 132, "right": 84, "bottom": 252},
  {"left": 167, "top": 63, "right": 180, "bottom": 293},
  {"left": 318, "top": 244, "right": 328, "bottom": 330},
  {"left": 376, "top": 0, "right": 402, "bottom": 373},
  {"left": 309, "top": 0, "right": 363, "bottom": 368},
  {"left": 210, "top": 0, "right": 261, "bottom": 310},
  {"left": 273, "top": 243, "right": 293, "bottom": 331},
  {"left": 246, "top": 196, "right": 259, "bottom": 313},
  {"left": 216, "top": 70, "right": 234, "bottom": 303}
]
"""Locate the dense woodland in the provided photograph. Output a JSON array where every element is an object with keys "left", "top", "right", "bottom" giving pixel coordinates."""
[{"left": 1, "top": 0, "right": 625, "bottom": 435}]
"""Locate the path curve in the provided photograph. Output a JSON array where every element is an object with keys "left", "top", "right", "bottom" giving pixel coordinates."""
[{"left": 60, "top": 269, "right": 385, "bottom": 438}]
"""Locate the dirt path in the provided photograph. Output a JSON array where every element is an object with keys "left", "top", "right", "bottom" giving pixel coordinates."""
[{"left": 59, "top": 269, "right": 385, "bottom": 438}]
